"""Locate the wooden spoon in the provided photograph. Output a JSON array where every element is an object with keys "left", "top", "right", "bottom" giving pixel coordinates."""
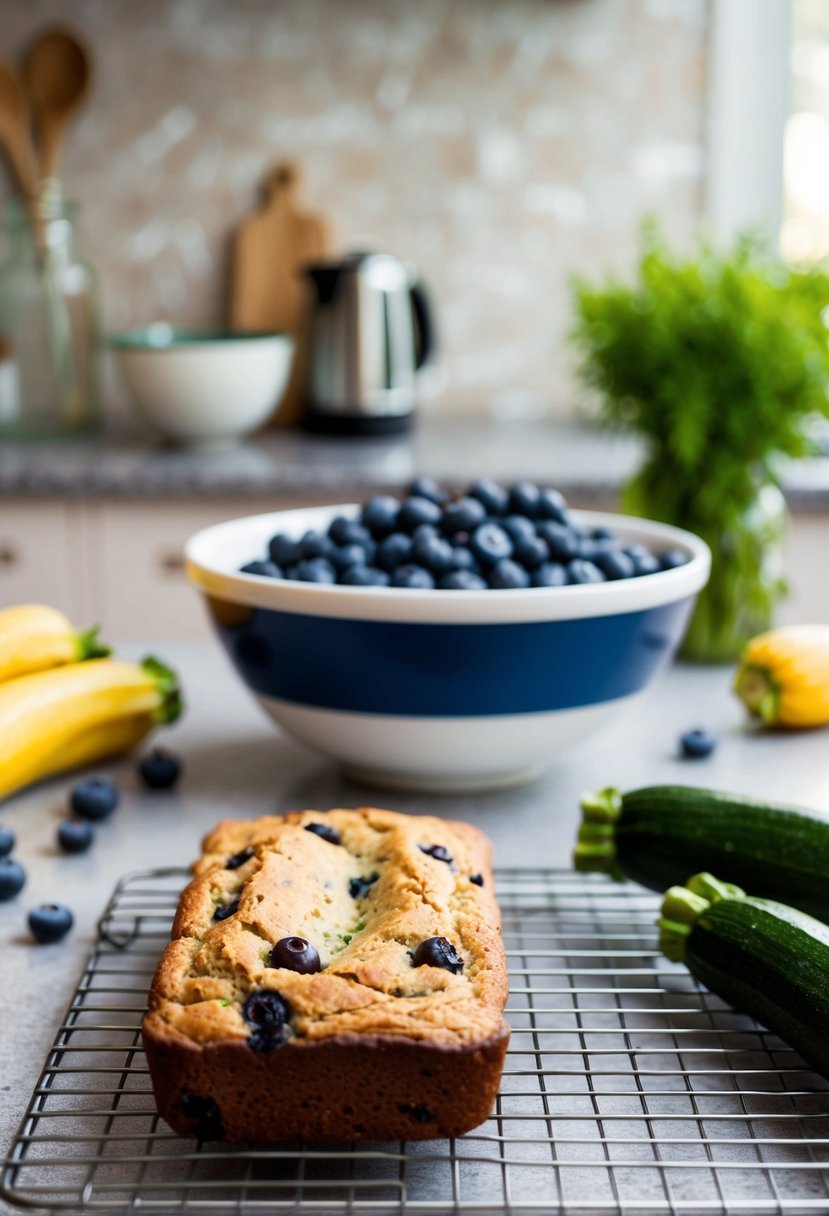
[
  {"left": 0, "top": 59, "right": 38, "bottom": 199},
  {"left": 24, "top": 27, "right": 91, "bottom": 182}
]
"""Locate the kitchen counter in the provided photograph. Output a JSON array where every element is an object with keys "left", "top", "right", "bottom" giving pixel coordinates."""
[
  {"left": 3, "top": 416, "right": 829, "bottom": 508},
  {"left": 2, "top": 642, "right": 829, "bottom": 1213}
]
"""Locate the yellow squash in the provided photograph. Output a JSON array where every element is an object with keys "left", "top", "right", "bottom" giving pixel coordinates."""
[
  {"left": 0, "top": 656, "right": 182, "bottom": 801},
  {"left": 0, "top": 603, "right": 109, "bottom": 684},
  {"left": 734, "top": 625, "right": 829, "bottom": 728}
]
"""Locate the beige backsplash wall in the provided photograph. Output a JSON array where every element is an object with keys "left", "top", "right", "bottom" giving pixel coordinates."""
[{"left": 0, "top": 0, "right": 708, "bottom": 416}]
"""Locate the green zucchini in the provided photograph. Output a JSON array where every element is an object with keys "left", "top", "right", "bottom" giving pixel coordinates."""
[
  {"left": 659, "top": 873, "right": 829, "bottom": 1077},
  {"left": 573, "top": 784, "right": 829, "bottom": 919}
]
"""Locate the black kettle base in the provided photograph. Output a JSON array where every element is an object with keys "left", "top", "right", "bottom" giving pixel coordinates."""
[{"left": 302, "top": 412, "right": 414, "bottom": 437}]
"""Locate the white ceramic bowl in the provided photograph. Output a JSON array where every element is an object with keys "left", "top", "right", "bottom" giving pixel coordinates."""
[
  {"left": 111, "top": 326, "right": 294, "bottom": 448},
  {"left": 186, "top": 505, "right": 710, "bottom": 792}
]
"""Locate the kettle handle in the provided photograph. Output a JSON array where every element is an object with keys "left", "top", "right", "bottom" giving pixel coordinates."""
[{"left": 409, "top": 280, "right": 434, "bottom": 370}]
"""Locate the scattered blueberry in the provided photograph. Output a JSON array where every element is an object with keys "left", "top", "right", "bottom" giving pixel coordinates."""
[
  {"left": 500, "top": 514, "right": 537, "bottom": 543},
  {"left": 349, "top": 873, "right": 379, "bottom": 899},
  {"left": 412, "top": 532, "right": 455, "bottom": 574},
  {"left": 471, "top": 523, "right": 513, "bottom": 565},
  {"left": 304, "top": 821, "right": 341, "bottom": 846},
  {"left": 328, "top": 517, "right": 374, "bottom": 549},
  {"left": 139, "top": 748, "right": 182, "bottom": 790},
  {"left": 469, "top": 478, "right": 509, "bottom": 515},
  {"left": 438, "top": 570, "right": 487, "bottom": 590},
  {"left": 299, "top": 530, "right": 336, "bottom": 560},
  {"left": 29, "top": 903, "right": 73, "bottom": 943},
  {"left": 0, "top": 826, "right": 14, "bottom": 858},
  {"left": 408, "top": 476, "right": 447, "bottom": 505},
  {"left": 512, "top": 534, "right": 549, "bottom": 570},
  {"left": 270, "top": 935, "right": 321, "bottom": 974},
  {"left": 442, "top": 496, "right": 487, "bottom": 535},
  {"left": 390, "top": 564, "right": 436, "bottom": 589},
  {"left": 596, "top": 550, "right": 636, "bottom": 580},
  {"left": 0, "top": 857, "right": 25, "bottom": 901},
  {"left": 411, "top": 936, "right": 463, "bottom": 973},
  {"left": 469, "top": 873, "right": 484, "bottom": 887},
  {"left": 397, "top": 495, "right": 443, "bottom": 532},
  {"left": 536, "top": 522, "right": 581, "bottom": 562},
  {"left": 268, "top": 533, "right": 302, "bottom": 566},
  {"left": 567, "top": 559, "right": 606, "bottom": 585},
  {"left": 537, "top": 487, "right": 569, "bottom": 523},
  {"left": 213, "top": 897, "right": 240, "bottom": 922},
  {"left": 660, "top": 548, "right": 689, "bottom": 570},
  {"left": 680, "top": 729, "right": 718, "bottom": 759},
  {"left": 489, "top": 559, "right": 530, "bottom": 589},
  {"left": 340, "top": 565, "right": 390, "bottom": 586},
  {"left": 361, "top": 495, "right": 400, "bottom": 535},
  {"left": 294, "top": 557, "right": 337, "bottom": 584},
  {"left": 240, "top": 559, "right": 282, "bottom": 578},
  {"left": 58, "top": 819, "right": 94, "bottom": 854},
  {"left": 419, "top": 843, "right": 454, "bottom": 864},
  {"left": 226, "top": 846, "right": 255, "bottom": 870},
  {"left": 532, "top": 561, "right": 569, "bottom": 587},
  {"left": 71, "top": 778, "right": 119, "bottom": 821},
  {"left": 376, "top": 532, "right": 413, "bottom": 572}
]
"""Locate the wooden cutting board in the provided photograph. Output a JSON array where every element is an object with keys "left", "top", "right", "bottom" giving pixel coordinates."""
[{"left": 230, "top": 161, "right": 332, "bottom": 426}]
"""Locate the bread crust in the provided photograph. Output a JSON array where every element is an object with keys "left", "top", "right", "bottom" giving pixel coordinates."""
[{"left": 142, "top": 807, "right": 509, "bottom": 1141}]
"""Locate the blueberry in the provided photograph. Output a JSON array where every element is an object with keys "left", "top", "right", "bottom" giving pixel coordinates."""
[
  {"left": 660, "top": 548, "right": 689, "bottom": 570},
  {"left": 397, "top": 496, "right": 443, "bottom": 532},
  {"left": 138, "top": 748, "right": 182, "bottom": 790},
  {"left": 339, "top": 565, "right": 390, "bottom": 586},
  {"left": 419, "top": 843, "right": 453, "bottom": 864},
  {"left": 469, "top": 873, "right": 484, "bottom": 887},
  {"left": 411, "top": 936, "right": 463, "bottom": 973},
  {"left": 624, "top": 543, "right": 651, "bottom": 560},
  {"left": 578, "top": 536, "right": 616, "bottom": 561},
  {"left": 304, "top": 821, "right": 341, "bottom": 846},
  {"left": 243, "top": 989, "right": 291, "bottom": 1051},
  {"left": 538, "top": 487, "right": 569, "bottom": 523},
  {"left": 596, "top": 550, "right": 636, "bottom": 580},
  {"left": 240, "top": 559, "right": 283, "bottom": 578},
  {"left": 408, "top": 476, "right": 447, "bottom": 505},
  {"left": 591, "top": 525, "right": 616, "bottom": 541},
  {"left": 500, "top": 515, "right": 536, "bottom": 543},
  {"left": 390, "top": 564, "right": 435, "bottom": 589},
  {"left": 268, "top": 533, "right": 302, "bottom": 566},
  {"left": 299, "top": 530, "right": 336, "bottom": 560},
  {"left": 468, "top": 478, "right": 509, "bottom": 516},
  {"left": 349, "top": 873, "right": 379, "bottom": 899},
  {"left": 680, "top": 729, "right": 718, "bottom": 759},
  {"left": 398, "top": 1103, "right": 435, "bottom": 1123},
  {"left": 438, "top": 570, "right": 488, "bottom": 590},
  {"left": 181, "top": 1093, "right": 223, "bottom": 1139},
  {"left": 0, "top": 826, "right": 14, "bottom": 858},
  {"left": 470, "top": 522, "right": 513, "bottom": 565},
  {"left": 441, "top": 496, "right": 487, "bottom": 535},
  {"left": 489, "top": 559, "right": 530, "bottom": 589},
  {"left": 567, "top": 559, "right": 606, "bottom": 584},
  {"left": 412, "top": 532, "right": 455, "bottom": 575},
  {"left": 531, "top": 561, "right": 569, "bottom": 587},
  {"left": 628, "top": 550, "right": 661, "bottom": 577},
  {"left": 536, "top": 521, "right": 581, "bottom": 562},
  {"left": 213, "top": 897, "right": 240, "bottom": 922},
  {"left": 328, "top": 517, "right": 373, "bottom": 549},
  {"left": 0, "top": 857, "right": 25, "bottom": 901},
  {"left": 361, "top": 495, "right": 400, "bottom": 535},
  {"left": 509, "top": 482, "right": 541, "bottom": 518},
  {"left": 58, "top": 819, "right": 94, "bottom": 854},
  {"left": 294, "top": 557, "right": 337, "bottom": 583},
  {"left": 71, "top": 778, "right": 119, "bottom": 821},
  {"left": 29, "top": 903, "right": 73, "bottom": 943},
  {"left": 270, "top": 935, "right": 321, "bottom": 974},
  {"left": 449, "top": 545, "right": 477, "bottom": 572},
  {"left": 376, "top": 532, "right": 413, "bottom": 572},
  {"left": 226, "top": 846, "right": 255, "bottom": 869},
  {"left": 331, "top": 542, "right": 371, "bottom": 573},
  {"left": 512, "top": 534, "right": 549, "bottom": 570}
]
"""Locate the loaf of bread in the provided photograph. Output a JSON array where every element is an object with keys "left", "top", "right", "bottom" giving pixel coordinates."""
[{"left": 143, "top": 807, "right": 509, "bottom": 1142}]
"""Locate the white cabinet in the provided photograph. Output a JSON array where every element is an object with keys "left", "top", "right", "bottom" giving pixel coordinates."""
[{"left": 0, "top": 502, "right": 83, "bottom": 616}]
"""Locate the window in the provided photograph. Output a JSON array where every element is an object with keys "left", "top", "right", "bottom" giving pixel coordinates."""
[{"left": 783, "top": 0, "right": 829, "bottom": 261}]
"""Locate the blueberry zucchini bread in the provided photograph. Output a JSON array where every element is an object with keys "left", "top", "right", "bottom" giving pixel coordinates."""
[{"left": 142, "top": 807, "right": 509, "bottom": 1142}]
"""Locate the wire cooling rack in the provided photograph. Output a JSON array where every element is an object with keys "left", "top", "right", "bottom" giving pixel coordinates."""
[{"left": 3, "top": 869, "right": 829, "bottom": 1215}]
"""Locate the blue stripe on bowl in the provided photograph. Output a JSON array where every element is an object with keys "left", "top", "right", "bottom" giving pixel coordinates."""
[{"left": 207, "top": 597, "right": 694, "bottom": 717}]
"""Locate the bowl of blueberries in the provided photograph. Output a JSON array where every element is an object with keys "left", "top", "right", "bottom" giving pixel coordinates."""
[{"left": 186, "top": 478, "right": 710, "bottom": 791}]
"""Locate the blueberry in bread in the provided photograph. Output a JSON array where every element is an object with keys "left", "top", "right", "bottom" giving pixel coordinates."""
[{"left": 142, "top": 807, "right": 509, "bottom": 1142}]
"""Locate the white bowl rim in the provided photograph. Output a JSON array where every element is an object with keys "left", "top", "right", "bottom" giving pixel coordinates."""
[{"left": 185, "top": 504, "right": 711, "bottom": 624}]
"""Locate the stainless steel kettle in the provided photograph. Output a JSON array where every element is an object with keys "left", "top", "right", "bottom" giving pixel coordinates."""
[{"left": 303, "top": 252, "right": 434, "bottom": 434}]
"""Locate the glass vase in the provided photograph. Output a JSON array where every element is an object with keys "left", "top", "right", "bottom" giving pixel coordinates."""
[{"left": 0, "top": 192, "right": 100, "bottom": 440}]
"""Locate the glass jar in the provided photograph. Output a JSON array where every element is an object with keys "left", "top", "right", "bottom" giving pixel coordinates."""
[{"left": 0, "top": 191, "right": 99, "bottom": 439}]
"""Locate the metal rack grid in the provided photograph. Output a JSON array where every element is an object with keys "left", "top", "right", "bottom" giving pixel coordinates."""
[{"left": 3, "top": 867, "right": 829, "bottom": 1215}]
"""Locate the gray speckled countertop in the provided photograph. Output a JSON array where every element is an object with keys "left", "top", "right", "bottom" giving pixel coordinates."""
[
  {"left": 3, "top": 417, "right": 829, "bottom": 508},
  {"left": 2, "top": 643, "right": 829, "bottom": 1214}
]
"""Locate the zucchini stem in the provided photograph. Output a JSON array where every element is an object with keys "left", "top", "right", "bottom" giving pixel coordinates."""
[
  {"left": 573, "top": 788, "right": 623, "bottom": 877},
  {"left": 141, "top": 656, "right": 184, "bottom": 725},
  {"left": 659, "top": 872, "right": 747, "bottom": 962},
  {"left": 734, "top": 662, "right": 780, "bottom": 724}
]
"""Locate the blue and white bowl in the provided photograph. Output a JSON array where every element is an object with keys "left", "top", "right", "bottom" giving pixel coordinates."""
[{"left": 186, "top": 506, "right": 710, "bottom": 791}]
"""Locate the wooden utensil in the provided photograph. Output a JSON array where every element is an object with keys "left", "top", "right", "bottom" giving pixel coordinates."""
[
  {"left": 230, "top": 161, "right": 332, "bottom": 426},
  {"left": 24, "top": 27, "right": 91, "bottom": 182},
  {"left": 0, "top": 60, "right": 38, "bottom": 200}
]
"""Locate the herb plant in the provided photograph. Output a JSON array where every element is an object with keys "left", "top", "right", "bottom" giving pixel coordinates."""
[{"left": 571, "top": 225, "right": 829, "bottom": 661}]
